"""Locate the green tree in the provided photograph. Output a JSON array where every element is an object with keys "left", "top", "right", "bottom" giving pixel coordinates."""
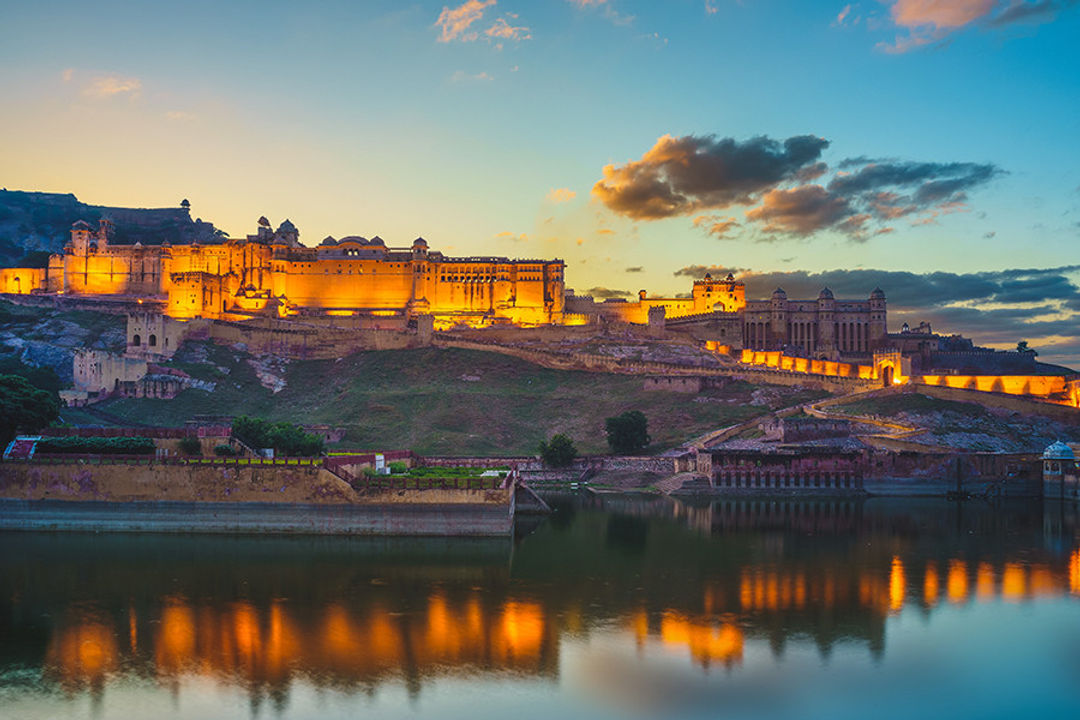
[
  {"left": 538, "top": 433, "right": 578, "bottom": 467},
  {"left": 231, "top": 415, "right": 324, "bottom": 457},
  {"left": 0, "top": 374, "right": 61, "bottom": 447},
  {"left": 1017, "top": 340, "right": 1037, "bottom": 356},
  {"left": 178, "top": 436, "right": 202, "bottom": 455},
  {"left": 604, "top": 410, "right": 650, "bottom": 455}
]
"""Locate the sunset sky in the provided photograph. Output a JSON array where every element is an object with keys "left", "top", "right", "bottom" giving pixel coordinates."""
[{"left": 2, "top": 1, "right": 1079, "bottom": 364}]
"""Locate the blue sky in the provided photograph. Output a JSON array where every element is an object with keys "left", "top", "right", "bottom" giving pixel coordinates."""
[{"left": 2, "top": 0, "right": 1079, "bottom": 363}]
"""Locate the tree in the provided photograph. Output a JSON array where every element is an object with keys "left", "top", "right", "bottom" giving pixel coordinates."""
[
  {"left": 178, "top": 436, "right": 201, "bottom": 455},
  {"left": 1017, "top": 341, "right": 1038, "bottom": 356},
  {"left": 231, "top": 415, "right": 324, "bottom": 457},
  {"left": 0, "top": 374, "right": 61, "bottom": 447},
  {"left": 539, "top": 433, "right": 578, "bottom": 467},
  {"left": 605, "top": 410, "right": 650, "bottom": 455}
]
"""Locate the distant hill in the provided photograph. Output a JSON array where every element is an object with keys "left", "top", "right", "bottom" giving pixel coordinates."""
[{"left": 0, "top": 190, "right": 225, "bottom": 267}]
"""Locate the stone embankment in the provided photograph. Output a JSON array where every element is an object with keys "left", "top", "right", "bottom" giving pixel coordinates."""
[{"left": 0, "top": 459, "right": 514, "bottom": 536}]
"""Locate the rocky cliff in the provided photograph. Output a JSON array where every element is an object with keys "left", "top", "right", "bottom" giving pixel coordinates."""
[{"left": 0, "top": 190, "right": 224, "bottom": 266}]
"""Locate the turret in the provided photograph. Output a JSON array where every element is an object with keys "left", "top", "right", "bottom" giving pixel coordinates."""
[
  {"left": 817, "top": 287, "right": 836, "bottom": 353},
  {"left": 769, "top": 288, "right": 788, "bottom": 350},
  {"left": 411, "top": 237, "right": 429, "bottom": 259},
  {"left": 869, "top": 287, "right": 887, "bottom": 350},
  {"left": 70, "top": 220, "right": 92, "bottom": 255},
  {"left": 275, "top": 219, "right": 299, "bottom": 246}
]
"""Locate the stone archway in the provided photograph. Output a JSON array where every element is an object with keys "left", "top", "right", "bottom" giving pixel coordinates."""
[{"left": 881, "top": 365, "right": 894, "bottom": 388}]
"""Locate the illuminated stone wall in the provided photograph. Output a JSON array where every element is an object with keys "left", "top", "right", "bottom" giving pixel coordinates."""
[{"left": 1, "top": 221, "right": 565, "bottom": 327}]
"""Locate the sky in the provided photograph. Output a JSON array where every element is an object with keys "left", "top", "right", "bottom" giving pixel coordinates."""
[{"left": 1, "top": 0, "right": 1079, "bottom": 364}]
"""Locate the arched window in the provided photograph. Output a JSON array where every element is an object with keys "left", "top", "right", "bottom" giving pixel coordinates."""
[
  {"left": 132, "top": 334, "right": 141, "bottom": 347},
  {"left": 149, "top": 334, "right": 157, "bottom": 347}
]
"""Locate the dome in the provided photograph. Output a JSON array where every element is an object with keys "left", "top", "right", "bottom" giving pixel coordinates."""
[
  {"left": 1043, "top": 441, "right": 1075, "bottom": 460},
  {"left": 772, "top": 287, "right": 787, "bottom": 299},
  {"left": 277, "top": 219, "right": 297, "bottom": 232},
  {"left": 725, "top": 273, "right": 735, "bottom": 282},
  {"left": 870, "top": 287, "right": 886, "bottom": 299},
  {"left": 319, "top": 236, "right": 338, "bottom": 246},
  {"left": 818, "top": 287, "right": 834, "bottom": 299},
  {"left": 413, "top": 237, "right": 428, "bottom": 248},
  {"left": 369, "top": 235, "right": 386, "bottom": 245},
  {"left": 338, "top": 236, "right": 367, "bottom": 245},
  {"left": 72, "top": 220, "right": 91, "bottom": 229},
  {"left": 257, "top": 216, "right": 271, "bottom": 228},
  {"left": 704, "top": 273, "right": 712, "bottom": 280}
]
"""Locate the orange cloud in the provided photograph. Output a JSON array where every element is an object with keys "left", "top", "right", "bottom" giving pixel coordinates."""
[
  {"left": 436, "top": 0, "right": 496, "bottom": 43},
  {"left": 891, "top": 0, "right": 997, "bottom": 29},
  {"left": 878, "top": 0, "right": 1073, "bottom": 52},
  {"left": 744, "top": 185, "right": 852, "bottom": 236},
  {"left": 692, "top": 214, "right": 740, "bottom": 239},
  {"left": 486, "top": 17, "right": 531, "bottom": 42},
  {"left": 546, "top": 187, "right": 577, "bottom": 203},
  {"left": 82, "top": 75, "right": 142, "bottom": 98}
]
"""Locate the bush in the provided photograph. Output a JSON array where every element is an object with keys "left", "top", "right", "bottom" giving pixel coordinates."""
[
  {"left": 177, "top": 436, "right": 202, "bottom": 455},
  {"left": 0, "top": 374, "right": 61, "bottom": 446},
  {"left": 538, "top": 434, "right": 578, "bottom": 467},
  {"left": 213, "top": 444, "right": 236, "bottom": 456},
  {"left": 37, "top": 436, "right": 156, "bottom": 455},
  {"left": 605, "top": 410, "right": 650, "bottom": 455},
  {"left": 389, "top": 461, "right": 408, "bottom": 474},
  {"left": 231, "top": 416, "right": 325, "bottom": 457}
]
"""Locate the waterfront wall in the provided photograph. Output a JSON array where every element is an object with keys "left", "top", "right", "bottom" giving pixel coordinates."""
[
  {"left": 0, "top": 498, "right": 513, "bottom": 536},
  {"left": 0, "top": 461, "right": 513, "bottom": 535}
]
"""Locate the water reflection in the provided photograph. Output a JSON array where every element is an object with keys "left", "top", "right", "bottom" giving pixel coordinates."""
[{"left": 2, "top": 497, "right": 1080, "bottom": 718}]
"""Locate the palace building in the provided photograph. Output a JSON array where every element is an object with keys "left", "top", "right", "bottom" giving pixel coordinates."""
[
  {"left": 566, "top": 273, "right": 888, "bottom": 360},
  {"left": 0, "top": 218, "right": 566, "bottom": 328}
]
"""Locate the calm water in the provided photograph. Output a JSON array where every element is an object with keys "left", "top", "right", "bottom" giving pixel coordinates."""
[{"left": 2, "top": 496, "right": 1080, "bottom": 720}]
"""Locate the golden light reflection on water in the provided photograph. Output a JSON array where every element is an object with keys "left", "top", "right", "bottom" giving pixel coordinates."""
[{"left": 35, "top": 553, "right": 1080, "bottom": 691}]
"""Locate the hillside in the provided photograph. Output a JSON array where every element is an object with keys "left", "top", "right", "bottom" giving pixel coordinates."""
[
  {"left": 828, "top": 392, "right": 1080, "bottom": 453},
  {"left": 89, "top": 344, "right": 828, "bottom": 456},
  {"left": 0, "top": 190, "right": 224, "bottom": 266}
]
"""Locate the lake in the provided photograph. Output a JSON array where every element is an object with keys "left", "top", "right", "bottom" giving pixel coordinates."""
[{"left": 2, "top": 496, "right": 1079, "bottom": 720}]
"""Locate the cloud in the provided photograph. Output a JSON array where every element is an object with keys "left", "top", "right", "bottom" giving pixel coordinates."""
[
  {"left": 673, "top": 264, "right": 744, "bottom": 278},
  {"left": 494, "top": 231, "right": 528, "bottom": 242},
  {"left": 436, "top": 0, "right": 496, "bottom": 43},
  {"left": 584, "top": 286, "right": 633, "bottom": 299},
  {"left": 594, "top": 131, "right": 1002, "bottom": 240},
  {"left": 625, "top": 266, "right": 644, "bottom": 273},
  {"left": 744, "top": 185, "right": 854, "bottom": 236},
  {"left": 546, "top": 187, "right": 577, "bottom": 203},
  {"left": 877, "top": 0, "right": 1077, "bottom": 52},
  {"left": 705, "top": 1, "right": 719, "bottom": 14},
  {"left": 449, "top": 70, "right": 494, "bottom": 83},
  {"left": 593, "top": 133, "right": 829, "bottom": 220},
  {"left": 834, "top": 4, "right": 859, "bottom": 26},
  {"left": 692, "top": 214, "right": 740, "bottom": 239},
  {"left": 568, "top": 0, "right": 609, "bottom": 7},
  {"left": 61, "top": 68, "right": 74, "bottom": 83},
  {"left": 671, "top": 265, "right": 1080, "bottom": 366},
  {"left": 486, "top": 17, "right": 531, "bottom": 43},
  {"left": 82, "top": 74, "right": 141, "bottom": 98}
]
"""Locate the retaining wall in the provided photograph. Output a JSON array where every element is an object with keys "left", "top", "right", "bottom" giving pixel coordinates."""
[{"left": 0, "top": 498, "right": 513, "bottom": 536}]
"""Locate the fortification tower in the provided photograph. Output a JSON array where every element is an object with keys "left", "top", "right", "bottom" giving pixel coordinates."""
[
  {"left": 769, "top": 287, "right": 788, "bottom": 350},
  {"left": 869, "top": 287, "right": 887, "bottom": 350},
  {"left": 69, "top": 220, "right": 93, "bottom": 255},
  {"left": 817, "top": 287, "right": 836, "bottom": 357},
  {"left": 408, "top": 237, "right": 431, "bottom": 315}
]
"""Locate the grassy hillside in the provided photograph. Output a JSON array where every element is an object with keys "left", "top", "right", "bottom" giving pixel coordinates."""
[{"left": 95, "top": 345, "right": 828, "bottom": 455}]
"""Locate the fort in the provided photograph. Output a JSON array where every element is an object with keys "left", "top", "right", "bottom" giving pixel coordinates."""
[{"left": 0, "top": 206, "right": 1077, "bottom": 409}]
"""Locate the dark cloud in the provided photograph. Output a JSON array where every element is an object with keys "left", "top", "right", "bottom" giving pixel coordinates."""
[
  {"left": 583, "top": 286, "right": 633, "bottom": 300},
  {"left": 592, "top": 132, "right": 1004, "bottom": 241},
  {"left": 986, "top": 0, "right": 1076, "bottom": 28},
  {"left": 670, "top": 264, "right": 1080, "bottom": 367},
  {"left": 593, "top": 134, "right": 829, "bottom": 220},
  {"left": 625, "top": 266, "right": 644, "bottom": 273},
  {"left": 673, "top": 265, "right": 744, "bottom": 278},
  {"left": 829, "top": 160, "right": 1001, "bottom": 206},
  {"left": 744, "top": 186, "right": 854, "bottom": 236}
]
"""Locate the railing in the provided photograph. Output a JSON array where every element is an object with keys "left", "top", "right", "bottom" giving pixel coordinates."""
[
  {"left": 39, "top": 426, "right": 231, "bottom": 439},
  {"left": 349, "top": 476, "right": 507, "bottom": 491},
  {"left": 15, "top": 453, "right": 322, "bottom": 467}
]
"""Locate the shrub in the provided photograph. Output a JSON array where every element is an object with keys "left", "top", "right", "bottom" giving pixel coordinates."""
[
  {"left": 231, "top": 416, "right": 325, "bottom": 457},
  {"left": 37, "top": 436, "right": 156, "bottom": 455},
  {"left": 177, "top": 436, "right": 202, "bottom": 456},
  {"left": 605, "top": 410, "right": 650, "bottom": 455},
  {"left": 0, "top": 374, "right": 62, "bottom": 446},
  {"left": 213, "top": 444, "right": 236, "bottom": 456},
  {"left": 389, "top": 461, "right": 408, "bottom": 474},
  {"left": 538, "top": 434, "right": 578, "bottom": 467}
]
